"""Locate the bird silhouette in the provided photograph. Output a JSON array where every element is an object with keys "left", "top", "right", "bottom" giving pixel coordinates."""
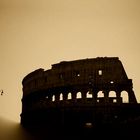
[{"left": 0, "top": 90, "right": 3, "bottom": 95}]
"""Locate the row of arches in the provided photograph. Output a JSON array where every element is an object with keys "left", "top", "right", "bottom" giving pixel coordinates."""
[
  {"left": 98, "top": 91, "right": 129, "bottom": 103},
  {"left": 46, "top": 90, "right": 129, "bottom": 103},
  {"left": 51, "top": 91, "right": 93, "bottom": 101}
]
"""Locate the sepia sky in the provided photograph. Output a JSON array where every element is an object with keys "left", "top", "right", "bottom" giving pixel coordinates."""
[{"left": 0, "top": 0, "right": 140, "bottom": 122}]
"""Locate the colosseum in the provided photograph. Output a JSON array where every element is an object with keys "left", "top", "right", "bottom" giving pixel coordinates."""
[{"left": 21, "top": 57, "right": 140, "bottom": 139}]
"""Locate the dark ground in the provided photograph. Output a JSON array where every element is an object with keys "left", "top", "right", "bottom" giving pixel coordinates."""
[{"left": 0, "top": 117, "right": 140, "bottom": 140}]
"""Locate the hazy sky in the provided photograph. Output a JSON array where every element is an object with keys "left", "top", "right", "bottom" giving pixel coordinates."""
[{"left": 0, "top": 0, "right": 140, "bottom": 122}]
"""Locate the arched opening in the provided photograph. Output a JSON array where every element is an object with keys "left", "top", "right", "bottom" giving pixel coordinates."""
[
  {"left": 121, "top": 91, "right": 129, "bottom": 103},
  {"left": 110, "top": 81, "right": 114, "bottom": 84},
  {"left": 97, "top": 91, "right": 104, "bottom": 98},
  {"left": 109, "top": 91, "right": 116, "bottom": 97},
  {"left": 85, "top": 122, "right": 93, "bottom": 128},
  {"left": 68, "top": 92, "right": 72, "bottom": 100},
  {"left": 60, "top": 93, "right": 63, "bottom": 101},
  {"left": 86, "top": 91, "right": 92, "bottom": 98},
  {"left": 98, "top": 70, "right": 102, "bottom": 75},
  {"left": 76, "top": 92, "right": 82, "bottom": 99},
  {"left": 52, "top": 95, "right": 55, "bottom": 102}
]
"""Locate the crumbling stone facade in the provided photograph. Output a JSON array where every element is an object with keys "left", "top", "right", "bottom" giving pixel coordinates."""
[{"left": 21, "top": 57, "right": 140, "bottom": 134}]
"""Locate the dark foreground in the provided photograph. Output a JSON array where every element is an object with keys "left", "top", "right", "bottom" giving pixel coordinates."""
[
  {"left": 21, "top": 103, "right": 140, "bottom": 140},
  {"left": 24, "top": 121, "right": 140, "bottom": 140},
  {"left": 0, "top": 117, "right": 140, "bottom": 140}
]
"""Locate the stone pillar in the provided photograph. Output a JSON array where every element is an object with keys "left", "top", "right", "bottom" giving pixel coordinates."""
[
  {"left": 63, "top": 92, "right": 68, "bottom": 101},
  {"left": 48, "top": 94, "right": 52, "bottom": 101},
  {"left": 72, "top": 91, "right": 77, "bottom": 102},
  {"left": 103, "top": 90, "right": 109, "bottom": 103},
  {"left": 92, "top": 89, "right": 98, "bottom": 102},
  {"left": 81, "top": 90, "right": 87, "bottom": 101},
  {"left": 116, "top": 90, "right": 121, "bottom": 103},
  {"left": 55, "top": 93, "right": 60, "bottom": 101}
]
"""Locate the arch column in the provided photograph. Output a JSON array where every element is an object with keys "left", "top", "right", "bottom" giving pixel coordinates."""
[
  {"left": 116, "top": 90, "right": 121, "bottom": 103},
  {"left": 72, "top": 91, "right": 77, "bottom": 102},
  {"left": 92, "top": 89, "right": 98, "bottom": 102},
  {"left": 48, "top": 94, "right": 53, "bottom": 101},
  {"left": 81, "top": 90, "right": 87, "bottom": 101},
  {"left": 55, "top": 93, "right": 60, "bottom": 101},
  {"left": 63, "top": 92, "right": 68, "bottom": 101},
  {"left": 103, "top": 90, "right": 109, "bottom": 103}
]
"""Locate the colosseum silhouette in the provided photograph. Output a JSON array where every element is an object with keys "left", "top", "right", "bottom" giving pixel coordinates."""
[{"left": 21, "top": 57, "right": 140, "bottom": 138}]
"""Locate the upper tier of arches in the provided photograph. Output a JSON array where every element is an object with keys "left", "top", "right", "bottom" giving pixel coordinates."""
[{"left": 22, "top": 57, "right": 132, "bottom": 98}]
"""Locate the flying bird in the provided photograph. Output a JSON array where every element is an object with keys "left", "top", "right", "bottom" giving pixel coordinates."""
[{"left": 0, "top": 90, "right": 3, "bottom": 95}]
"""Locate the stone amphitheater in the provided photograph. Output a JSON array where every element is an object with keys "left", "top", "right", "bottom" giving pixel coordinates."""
[{"left": 21, "top": 57, "right": 140, "bottom": 139}]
